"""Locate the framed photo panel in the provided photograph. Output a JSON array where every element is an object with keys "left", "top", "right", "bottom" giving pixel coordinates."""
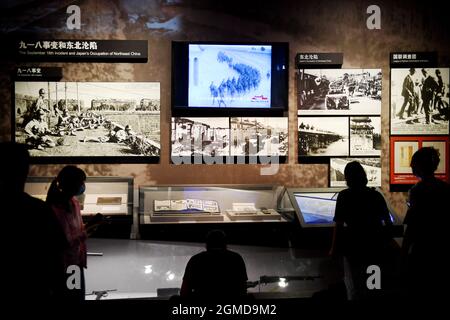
[
  {"left": 390, "top": 136, "right": 449, "bottom": 191},
  {"left": 330, "top": 157, "right": 381, "bottom": 187},
  {"left": 297, "top": 69, "right": 382, "bottom": 116},
  {"left": 14, "top": 81, "right": 161, "bottom": 163},
  {"left": 298, "top": 116, "right": 349, "bottom": 158},
  {"left": 390, "top": 67, "right": 449, "bottom": 135}
]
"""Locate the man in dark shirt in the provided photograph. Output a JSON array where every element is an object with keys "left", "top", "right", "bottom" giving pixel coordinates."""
[
  {"left": 330, "top": 161, "right": 394, "bottom": 300},
  {"left": 402, "top": 147, "right": 450, "bottom": 299},
  {"left": 1, "top": 142, "right": 66, "bottom": 301},
  {"left": 180, "top": 230, "right": 248, "bottom": 300},
  {"left": 397, "top": 68, "right": 415, "bottom": 119},
  {"left": 421, "top": 68, "right": 439, "bottom": 124}
]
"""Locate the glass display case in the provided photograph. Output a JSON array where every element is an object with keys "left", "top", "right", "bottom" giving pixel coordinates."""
[
  {"left": 25, "top": 176, "right": 134, "bottom": 216},
  {"left": 139, "top": 185, "right": 295, "bottom": 224},
  {"left": 285, "top": 187, "right": 402, "bottom": 229},
  {"left": 25, "top": 176, "right": 134, "bottom": 238}
]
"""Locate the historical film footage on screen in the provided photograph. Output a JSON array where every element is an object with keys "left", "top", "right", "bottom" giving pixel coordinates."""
[
  {"left": 230, "top": 117, "right": 288, "bottom": 156},
  {"left": 330, "top": 158, "right": 381, "bottom": 187},
  {"left": 14, "top": 82, "right": 161, "bottom": 157},
  {"left": 350, "top": 116, "right": 381, "bottom": 156},
  {"left": 298, "top": 117, "right": 349, "bottom": 157},
  {"left": 297, "top": 69, "right": 382, "bottom": 115},
  {"left": 390, "top": 68, "right": 449, "bottom": 135},
  {"left": 171, "top": 117, "right": 230, "bottom": 157},
  {"left": 188, "top": 44, "right": 272, "bottom": 108}
]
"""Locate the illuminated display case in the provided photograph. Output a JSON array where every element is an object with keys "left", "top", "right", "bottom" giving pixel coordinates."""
[
  {"left": 285, "top": 187, "right": 403, "bottom": 233},
  {"left": 139, "top": 185, "right": 295, "bottom": 224},
  {"left": 25, "top": 176, "right": 134, "bottom": 238}
]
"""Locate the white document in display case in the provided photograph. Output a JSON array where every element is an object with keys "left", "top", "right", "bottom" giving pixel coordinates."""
[{"left": 139, "top": 185, "right": 289, "bottom": 224}]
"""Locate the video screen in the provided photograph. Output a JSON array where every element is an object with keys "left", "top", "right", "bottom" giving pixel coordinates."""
[
  {"left": 294, "top": 192, "right": 338, "bottom": 224},
  {"left": 188, "top": 44, "right": 272, "bottom": 109}
]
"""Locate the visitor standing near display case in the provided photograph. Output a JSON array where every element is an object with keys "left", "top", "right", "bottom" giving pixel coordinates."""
[
  {"left": 402, "top": 147, "right": 450, "bottom": 300},
  {"left": 1, "top": 142, "right": 66, "bottom": 301},
  {"left": 180, "top": 229, "right": 248, "bottom": 300},
  {"left": 329, "top": 161, "right": 396, "bottom": 300},
  {"left": 46, "top": 165, "right": 88, "bottom": 301}
]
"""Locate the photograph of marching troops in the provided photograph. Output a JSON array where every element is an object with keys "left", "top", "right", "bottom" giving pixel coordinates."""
[
  {"left": 391, "top": 68, "right": 449, "bottom": 135},
  {"left": 297, "top": 69, "right": 382, "bottom": 115},
  {"left": 15, "top": 82, "right": 161, "bottom": 157},
  {"left": 330, "top": 157, "right": 381, "bottom": 187}
]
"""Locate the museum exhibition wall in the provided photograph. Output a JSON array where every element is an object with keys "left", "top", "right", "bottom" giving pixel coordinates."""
[{"left": 1, "top": 0, "right": 449, "bottom": 220}]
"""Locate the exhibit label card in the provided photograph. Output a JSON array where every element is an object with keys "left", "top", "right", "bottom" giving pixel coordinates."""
[
  {"left": 14, "top": 39, "right": 148, "bottom": 62},
  {"left": 296, "top": 53, "right": 343, "bottom": 68},
  {"left": 390, "top": 52, "right": 437, "bottom": 67},
  {"left": 14, "top": 67, "right": 62, "bottom": 81}
]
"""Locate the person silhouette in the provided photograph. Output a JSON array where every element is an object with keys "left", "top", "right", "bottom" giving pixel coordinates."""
[
  {"left": 329, "top": 161, "right": 395, "bottom": 300},
  {"left": 46, "top": 165, "right": 88, "bottom": 301},
  {"left": 402, "top": 147, "right": 450, "bottom": 300},
  {"left": 180, "top": 230, "right": 248, "bottom": 300},
  {"left": 1, "top": 142, "right": 66, "bottom": 301}
]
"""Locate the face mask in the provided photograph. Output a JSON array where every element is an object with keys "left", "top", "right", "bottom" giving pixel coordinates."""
[{"left": 76, "top": 184, "right": 86, "bottom": 196}]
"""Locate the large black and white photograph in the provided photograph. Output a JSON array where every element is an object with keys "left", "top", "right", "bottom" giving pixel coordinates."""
[
  {"left": 230, "top": 117, "right": 288, "bottom": 156},
  {"left": 297, "top": 69, "right": 382, "bottom": 115},
  {"left": 298, "top": 117, "right": 349, "bottom": 157},
  {"left": 330, "top": 157, "right": 381, "bottom": 187},
  {"left": 171, "top": 117, "right": 230, "bottom": 157},
  {"left": 14, "top": 82, "right": 161, "bottom": 159},
  {"left": 350, "top": 116, "right": 381, "bottom": 156},
  {"left": 390, "top": 68, "right": 449, "bottom": 135}
]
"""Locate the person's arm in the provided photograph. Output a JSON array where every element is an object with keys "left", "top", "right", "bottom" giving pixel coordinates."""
[
  {"left": 180, "top": 259, "right": 193, "bottom": 297},
  {"left": 402, "top": 190, "right": 416, "bottom": 256},
  {"left": 329, "top": 221, "right": 344, "bottom": 257},
  {"left": 329, "top": 193, "right": 345, "bottom": 257},
  {"left": 24, "top": 121, "right": 36, "bottom": 137}
]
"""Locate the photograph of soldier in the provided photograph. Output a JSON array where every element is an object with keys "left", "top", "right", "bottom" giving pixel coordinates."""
[
  {"left": 171, "top": 117, "right": 230, "bottom": 157},
  {"left": 24, "top": 109, "right": 56, "bottom": 150},
  {"left": 391, "top": 68, "right": 449, "bottom": 135},
  {"left": 297, "top": 69, "right": 382, "bottom": 115},
  {"left": 15, "top": 81, "right": 161, "bottom": 157},
  {"left": 396, "top": 68, "right": 415, "bottom": 119},
  {"left": 349, "top": 116, "right": 381, "bottom": 156},
  {"left": 230, "top": 117, "right": 288, "bottom": 156},
  {"left": 298, "top": 117, "right": 349, "bottom": 157},
  {"left": 330, "top": 157, "right": 381, "bottom": 187}
]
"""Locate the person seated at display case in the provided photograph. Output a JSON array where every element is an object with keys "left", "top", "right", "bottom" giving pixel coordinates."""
[
  {"left": 402, "top": 147, "right": 450, "bottom": 300},
  {"left": 46, "top": 165, "right": 89, "bottom": 301},
  {"left": 180, "top": 230, "right": 248, "bottom": 301},
  {"left": 1, "top": 142, "right": 66, "bottom": 300},
  {"left": 329, "top": 161, "right": 397, "bottom": 301}
]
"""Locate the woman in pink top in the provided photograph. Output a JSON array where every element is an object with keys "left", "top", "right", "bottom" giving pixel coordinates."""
[{"left": 47, "top": 165, "right": 87, "bottom": 301}]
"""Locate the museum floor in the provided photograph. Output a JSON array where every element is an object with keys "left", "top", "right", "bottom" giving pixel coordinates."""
[{"left": 85, "top": 238, "right": 340, "bottom": 300}]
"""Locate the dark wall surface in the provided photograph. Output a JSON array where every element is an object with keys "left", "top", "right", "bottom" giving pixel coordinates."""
[{"left": 1, "top": 0, "right": 449, "bottom": 219}]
